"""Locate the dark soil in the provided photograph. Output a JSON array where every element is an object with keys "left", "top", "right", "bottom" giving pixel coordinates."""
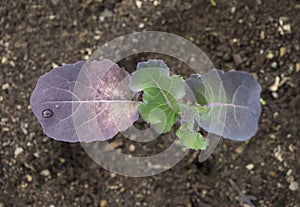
[{"left": 1, "top": 0, "right": 300, "bottom": 207}]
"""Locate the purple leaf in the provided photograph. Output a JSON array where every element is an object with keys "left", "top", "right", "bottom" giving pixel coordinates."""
[
  {"left": 185, "top": 69, "right": 261, "bottom": 141},
  {"left": 30, "top": 60, "right": 138, "bottom": 142}
]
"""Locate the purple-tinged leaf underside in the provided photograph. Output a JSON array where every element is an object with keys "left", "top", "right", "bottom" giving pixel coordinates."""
[
  {"left": 185, "top": 69, "right": 261, "bottom": 141},
  {"left": 30, "top": 60, "right": 138, "bottom": 142}
]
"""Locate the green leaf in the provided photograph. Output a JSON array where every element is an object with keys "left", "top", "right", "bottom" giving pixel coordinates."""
[
  {"left": 130, "top": 60, "right": 185, "bottom": 133},
  {"left": 176, "top": 123, "right": 208, "bottom": 150},
  {"left": 210, "top": 0, "right": 217, "bottom": 6}
]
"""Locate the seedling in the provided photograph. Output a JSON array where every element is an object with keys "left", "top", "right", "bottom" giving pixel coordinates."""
[{"left": 30, "top": 59, "right": 261, "bottom": 150}]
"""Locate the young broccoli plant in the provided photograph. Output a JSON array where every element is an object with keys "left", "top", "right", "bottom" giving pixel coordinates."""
[{"left": 30, "top": 59, "right": 261, "bottom": 150}]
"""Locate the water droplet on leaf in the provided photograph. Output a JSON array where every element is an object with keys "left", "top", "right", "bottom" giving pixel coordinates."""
[{"left": 42, "top": 109, "right": 53, "bottom": 118}]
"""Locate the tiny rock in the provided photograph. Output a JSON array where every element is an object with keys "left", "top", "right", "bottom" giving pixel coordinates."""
[
  {"left": 283, "top": 24, "right": 291, "bottom": 34},
  {"left": 279, "top": 47, "right": 286, "bottom": 57},
  {"left": 260, "top": 30, "right": 265, "bottom": 39},
  {"left": 120, "top": 187, "right": 126, "bottom": 193},
  {"left": 14, "top": 147, "right": 24, "bottom": 158},
  {"left": 100, "top": 200, "right": 108, "bottom": 207},
  {"left": 153, "top": 0, "right": 161, "bottom": 6},
  {"left": 273, "top": 112, "right": 279, "bottom": 119},
  {"left": 135, "top": 0, "right": 142, "bottom": 9},
  {"left": 1, "top": 56, "right": 7, "bottom": 64},
  {"left": 49, "top": 15, "right": 55, "bottom": 20},
  {"left": 271, "top": 92, "right": 279, "bottom": 99},
  {"left": 138, "top": 23, "right": 145, "bottom": 29},
  {"left": 26, "top": 175, "right": 33, "bottom": 182},
  {"left": 271, "top": 61, "right": 278, "bottom": 69},
  {"left": 269, "top": 171, "right": 277, "bottom": 177},
  {"left": 52, "top": 62, "right": 59, "bottom": 68},
  {"left": 2, "top": 83, "right": 9, "bottom": 90},
  {"left": 266, "top": 52, "right": 274, "bottom": 59},
  {"left": 269, "top": 76, "right": 280, "bottom": 92},
  {"left": 274, "top": 146, "right": 283, "bottom": 162},
  {"left": 246, "top": 163, "right": 254, "bottom": 170},
  {"left": 286, "top": 175, "right": 294, "bottom": 183},
  {"left": 129, "top": 144, "right": 136, "bottom": 152},
  {"left": 296, "top": 63, "right": 300, "bottom": 72},
  {"left": 234, "top": 146, "right": 244, "bottom": 154},
  {"left": 40, "top": 169, "right": 50, "bottom": 177},
  {"left": 230, "top": 6, "right": 236, "bottom": 14},
  {"left": 288, "top": 144, "right": 295, "bottom": 152},
  {"left": 94, "top": 35, "right": 101, "bottom": 40},
  {"left": 289, "top": 181, "right": 298, "bottom": 191}
]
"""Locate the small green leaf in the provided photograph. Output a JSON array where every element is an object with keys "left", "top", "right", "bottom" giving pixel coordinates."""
[
  {"left": 58, "top": 157, "right": 66, "bottom": 164},
  {"left": 130, "top": 60, "right": 185, "bottom": 133},
  {"left": 189, "top": 36, "right": 195, "bottom": 42},
  {"left": 210, "top": 0, "right": 217, "bottom": 6},
  {"left": 176, "top": 123, "right": 208, "bottom": 150},
  {"left": 139, "top": 87, "right": 181, "bottom": 133},
  {"left": 260, "top": 98, "right": 267, "bottom": 106}
]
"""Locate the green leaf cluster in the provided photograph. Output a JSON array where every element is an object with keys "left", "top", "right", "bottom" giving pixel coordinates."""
[{"left": 130, "top": 60, "right": 208, "bottom": 150}]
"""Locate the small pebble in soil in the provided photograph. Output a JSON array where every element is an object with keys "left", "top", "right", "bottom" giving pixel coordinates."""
[
  {"left": 279, "top": 47, "right": 286, "bottom": 57},
  {"left": 153, "top": 0, "right": 160, "bottom": 6},
  {"left": 26, "top": 175, "right": 33, "bottom": 182},
  {"left": 246, "top": 163, "right": 254, "bottom": 170},
  {"left": 273, "top": 112, "right": 279, "bottom": 119},
  {"left": 129, "top": 144, "right": 136, "bottom": 152},
  {"left": 266, "top": 52, "right": 274, "bottom": 59},
  {"left": 40, "top": 169, "right": 51, "bottom": 177},
  {"left": 286, "top": 175, "right": 294, "bottom": 183},
  {"left": 289, "top": 181, "right": 299, "bottom": 191},
  {"left": 138, "top": 23, "right": 145, "bottom": 29},
  {"left": 269, "top": 134, "right": 276, "bottom": 139},
  {"left": 1, "top": 56, "right": 7, "bottom": 64},
  {"left": 120, "top": 187, "right": 126, "bottom": 193},
  {"left": 271, "top": 92, "right": 279, "bottom": 99},
  {"left": 271, "top": 62, "right": 278, "bottom": 69},
  {"left": 269, "top": 76, "right": 280, "bottom": 92},
  {"left": 260, "top": 30, "right": 265, "bottom": 39},
  {"left": 100, "top": 200, "right": 108, "bottom": 207},
  {"left": 288, "top": 144, "right": 295, "bottom": 152},
  {"left": 283, "top": 24, "right": 291, "bottom": 34},
  {"left": 234, "top": 146, "right": 244, "bottom": 154},
  {"left": 2, "top": 82, "right": 9, "bottom": 90},
  {"left": 296, "top": 63, "right": 300, "bottom": 72},
  {"left": 230, "top": 6, "right": 236, "bottom": 14},
  {"left": 14, "top": 147, "right": 23, "bottom": 158},
  {"left": 274, "top": 145, "right": 283, "bottom": 162},
  {"left": 286, "top": 169, "right": 293, "bottom": 176},
  {"left": 135, "top": 0, "right": 142, "bottom": 9}
]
